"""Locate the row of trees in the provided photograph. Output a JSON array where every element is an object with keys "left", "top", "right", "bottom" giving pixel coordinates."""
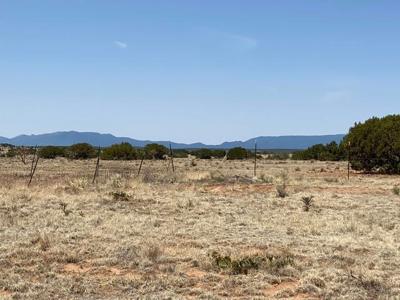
[
  {"left": 36, "top": 143, "right": 171, "bottom": 160},
  {"left": 293, "top": 115, "right": 400, "bottom": 174},
  {"left": 22, "top": 143, "right": 254, "bottom": 160},
  {"left": 291, "top": 141, "right": 346, "bottom": 161},
  {"left": 4, "top": 115, "right": 399, "bottom": 172}
]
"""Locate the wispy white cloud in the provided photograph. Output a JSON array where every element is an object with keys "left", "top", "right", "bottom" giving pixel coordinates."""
[
  {"left": 113, "top": 41, "right": 128, "bottom": 49},
  {"left": 223, "top": 33, "right": 258, "bottom": 50},
  {"left": 322, "top": 90, "right": 353, "bottom": 103},
  {"left": 198, "top": 27, "right": 258, "bottom": 51}
]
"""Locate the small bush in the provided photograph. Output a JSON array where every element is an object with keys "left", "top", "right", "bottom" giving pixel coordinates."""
[
  {"left": 292, "top": 141, "right": 346, "bottom": 161},
  {"left": 172, "top": 149, "right": 189, "bottom": 158},
  {"left": 301, "top": 196, "right": 314, "bottom": 211},
  {"left": 111, "top": 191, "right": 131, "bottom": 201},
  {"left": 210, "top": 250, "right": 294, "bottom": 275},
  {"left": 59, "top": 202, "right": 71, "bottom": 216},
  {"left": 276, "top": 184, "right": 288, "bottom": 198},
  {"left": 39, "top": 146, "right": 66, "bottom": 159},
  {"left": 260, "top": 173, "right": 274, "bottom": 183},
  {"left": 67, "top": 143, "right": 97, "bottom": 159},
  {"left": 227, "top": 147, "right": 249, "bottom": 160},
  {"left": 192, "top": 149, "right": 226, "bottom": 159},
  {"left": 101, "top": 143, "right": 137, "bottom": 160},
  {"left": 144, "top": 143, "right": 168, "bottom": 160},
  {"left": 393, "top": 186, "right": 400, "bottom": 196},
  {"left": 144, "top": 244, "right": 163, "bottom": 263},
  {"left": 276, "top": 172, "right": 289, "bottom": 198}
]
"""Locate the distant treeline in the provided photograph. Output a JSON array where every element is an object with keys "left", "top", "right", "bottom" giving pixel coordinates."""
[
  {"left": 292, "top": 141, "right": 346, "bottom": 161},
  {"left": 2, "top": 115, "right": 399, "bottom": 173},
  {"left": 1, "top": 143, "right": 257, "bottom": 160},
  {"left": 294, "top": 115, "right": 400, "bottom": 174}
]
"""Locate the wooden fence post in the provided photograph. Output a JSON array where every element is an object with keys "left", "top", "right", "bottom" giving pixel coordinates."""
[
  {"left": 92, "top": 147, "right": 101, "bottom": 184},
  {"left": 28, "top": 149, "right": 39, "bottom": 187},
  {"left": 137, "top": 154, "right": 144, "bottom": 176},
  {"left": 169, "top": 143, "right": 175, "bottom": 173},
  {"left": 254, "top": 141, "right": 257, "bottom": 177}
]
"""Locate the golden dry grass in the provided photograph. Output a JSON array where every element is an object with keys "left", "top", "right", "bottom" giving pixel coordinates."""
[{"left": 0, "top": 157, "right": 399, "bottom": 299}]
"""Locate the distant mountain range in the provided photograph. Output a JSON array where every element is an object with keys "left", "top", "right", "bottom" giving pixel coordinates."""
[{"left": 0, "top": 131, "right": 345, "bottom": 150}]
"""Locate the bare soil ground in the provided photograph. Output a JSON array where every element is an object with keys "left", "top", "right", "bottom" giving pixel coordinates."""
[{"left": 0, "top": 157, "right": 399, "bottom": 299}]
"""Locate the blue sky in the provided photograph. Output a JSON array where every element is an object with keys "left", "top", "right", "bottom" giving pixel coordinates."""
[{"left": 1, "top": 1, "right": 399, "bottom": 143}]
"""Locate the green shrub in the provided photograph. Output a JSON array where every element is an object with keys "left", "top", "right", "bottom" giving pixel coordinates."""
[
  {"left": 144, "top": 143, "right": 168, "bottom": 160},
  {"left": 5, "top": 148, "right": 16, "bottom": 158},
  {"left": 266, "top": 153, "right": 290, "bottom": 160},
  {"left": 301, "top": 196, "right": 314, "bottom": 211},
  {"left": 192, "top": 148, "right": 213, "bottom": 159},
  {"left": 191, "top": 148, "right": 225, "bottom": 159},
  {"left": 210, "top": 149, "right": 226, "bottom": 159},
  {"left": 172, "top": 149, "right": 189, "bottom": 158},
  {"left": 210, "top": 250, "right": 294, "bottom": 275},
  {"left": 67, "top": 143, "right": 97, "bottom": 159},
  {"left": 344, "top": 115, "right": 400, "bottom": 174},
  {"left": 393, "top": 186, "right": 400, "bottom": 196},
  {"left": 39, "top": 146, "right": 66, "bottom": 159},
  {"left": 292, "top": 141, "right": 345, "bottom": 161},
  {"left": 227, "top": 147, "right": 249, "bottom": 160},
  {"left": 101, "top": 143, "right": 137, "bottom": 160}
]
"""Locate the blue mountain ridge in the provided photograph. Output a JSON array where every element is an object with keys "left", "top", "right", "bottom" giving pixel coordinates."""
[{"left": 0, "top": 131, "right": 345, "bottom": 150}]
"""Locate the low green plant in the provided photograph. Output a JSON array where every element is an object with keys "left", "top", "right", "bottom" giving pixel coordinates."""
[
  {"left": 101, "top": 143, "right": 137, "bottom": 160},
  {"left": 67, "top": 143, "right": 97, "bottom": 159},
  {"left": 301, "top": 196, "right": 314, "bottom": 211},
  {"left": 393, "top": 186, "right": 400, "bottom": 196},
  {"left": 39, "top": 146, "right": 66, "bottom": 159},
  {"left": 144, "top": 143, "right": 168, "bottom": 160},
  {"left": 210, "top": 250, "right": 294, "bottom": 275},
  {"left": 111, "top": 191, "right": 131, "bottom": 201}
]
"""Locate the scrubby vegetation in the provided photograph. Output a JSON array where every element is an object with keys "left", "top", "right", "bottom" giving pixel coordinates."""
[
  {"left": 227, "top": 147, "right": 249, "bottom": 160},
  {"left": 345, "top": 115, "right": 400, "bottom": 174},
  {"left": 39, "top": 146, "right": 66, "bottom": 159},
  {"left": 292, "top": 115, "right": 400, "bottom": 174},
  {"left": 144, "top": 143, "right": 169, "bottom": 159},
  {"left": 101, "top": 143, "right": 137, "bottom": 160},
  {"left": 292, "top": 141, "right": 345, "bottom": 161},
  {"left": 171, "top": 149, "right": 189, "bottom": 158},
  {"left": 191, "top": 148, "right": 226, "bottom": 159},
  {"left": 66, "top": 143, "right": 97, "bottom": 159}
]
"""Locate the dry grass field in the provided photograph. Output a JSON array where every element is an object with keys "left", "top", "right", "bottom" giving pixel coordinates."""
[{"left": 1, "top": 156, "right": 400, "bottom": 299}]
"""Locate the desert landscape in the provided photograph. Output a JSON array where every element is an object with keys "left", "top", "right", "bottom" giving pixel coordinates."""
[{"left": 1, "top": 156, "right": 399, "bottom": 299}]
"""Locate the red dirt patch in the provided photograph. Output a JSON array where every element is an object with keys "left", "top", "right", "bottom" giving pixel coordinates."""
[
  {"left": 185, "top": 268, "right": 209, "bottom": 278},
  {"left": 0, "top": 290, "right": 13, "bottom": 298},
  {"left": 203, "top": 183, "right": 274, "bottom": 195},
  {"left": 264, "top": 281, "right": 298, "bottom": 297},
  {"left": 63, "top": 263, "right": 91, "bottom": 273},
  {"left": 62, "top": 263, "right": 141, "bottom": 280}
]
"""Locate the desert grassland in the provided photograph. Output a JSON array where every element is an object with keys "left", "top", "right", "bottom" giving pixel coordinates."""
[{"left": 0, "top": 157, "right": 399, "bottom": 300}]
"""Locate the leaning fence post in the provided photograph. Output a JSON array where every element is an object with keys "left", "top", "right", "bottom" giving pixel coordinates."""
[
  {"left": 92, "top": 147, "right": 101, "bottom": 184},
  {"left": 137, "top": 154, "right": 145, "bottom": 176},
  {"left": 169, "top": 143, "right": 175, "bottom": 173},
  {"left": 28, "top": 152, "right": 39, "bottom": 187}
]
